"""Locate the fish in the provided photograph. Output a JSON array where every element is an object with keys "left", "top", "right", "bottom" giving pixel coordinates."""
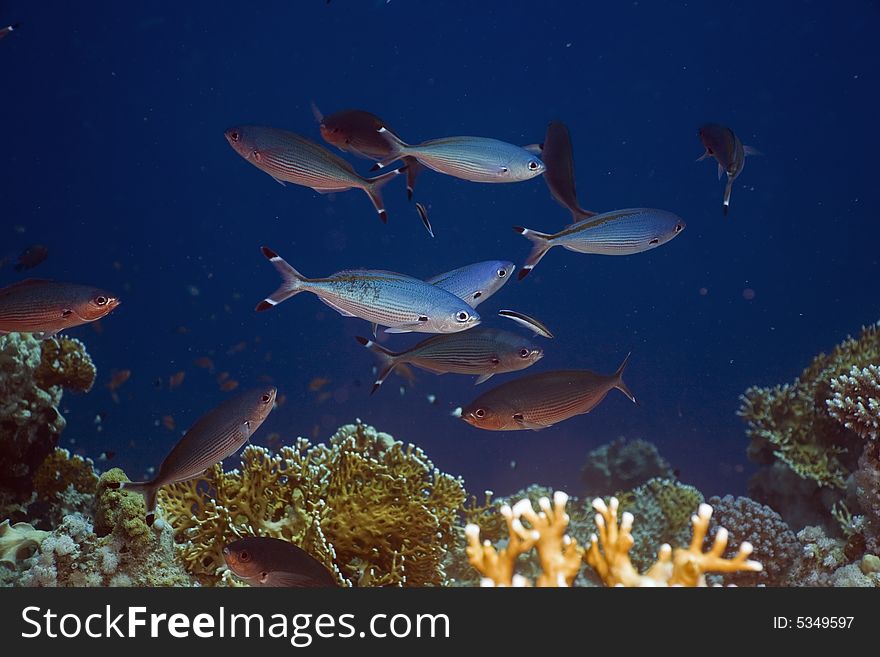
[
  {"left": 110, "top": 387, "right": 277, "bottom": 525},
  {"left": 194, "top": 356, "right": 215, "bottom": 372},
  {"left": 460, "top": 355, "right": 636, "bottom": 431},
  {"left": 106, "top": 369, "right": 131, "bottom": 391},
  {"left": 313, "top": 105, "right": 426, "bottom": 200},
  {"left": 514, "top": 208, "right": 686, "bottom": 279},
  {"left": 223, "top": 536, "right": 337, "bottom": 587},
  {"left": 356, "top": 327, "right": 543, "bottom": 393},
  {"left": 169, "top": 371, "right": 186, "bottom": 389},
  {"left": 224, "top": 125, "right": 405, "bottom": 223},
  {"left": 497, "top": 310, "right": 554, "bottom": 338},
  {"left": 372, "top": 129, "right": 546, "bottom": 183},
  {"left": 161, "top": 415, "right": 176, "bottom": 432},
  {"left": 14, "top": 244, "right": 49, "bottom": 271},
  {"left": 220, "top": 379, "right": 239, "bottom": 392},
  {"left": 697, "top": 123, "right": 759, "bottom": 216},
  {"left": 527, "top": 122, "right": 596, "bottom": 222},
  {"left": 0, "top": 23, "right": 20, "bottom": 41},
  {"left": 308, "top": 376, "right": 331, "bottom": 392},
  {"left": 0, "top": 279, "right": 120, "bottom": 338},
  {"left": 255, "top": 246, "right": 480, "bottom": 334},
  {"left": 426, "top": 260, "right": 515, "bottom": 308},
  {"left": 414, "top": 202, "right": 433, "bottom": 237}
]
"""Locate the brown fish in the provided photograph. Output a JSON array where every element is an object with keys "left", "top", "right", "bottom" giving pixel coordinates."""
[
  {"left": 161, "top": 415, "right": 176, "bottom": 432},
  {"left": 169, "top": 371, "right": 186, "bottom": 389},
  {"left": 106, "top": 369, "right": 131, "bottom": 391},
  {"left": 697, "top": 123, "right": 759, "bottom": 216},
  {"left": 460, "top": 354, "right": 635, "bottom": 431},
  {"left": 224, "top": 125, "right": 405, "bottom": 223},
  {"left": 0, "top": 279, "right": 120, "bottom": 337},
  {"left": 194, "top": 356, "right": 215, "bottom": 372},
  {"left": 0, "top": 23, "right": 20, "bottom": 41},
  {"left": 223, "top": 536, "right": 338, "bottom": 587},
  {"left": 112, "top": 387, "right": 277, "bottom": 524},
  {"left": 15, "top": 244, "right": 49, "bottom": 271},
  {"left": 527, "top": 122, "right": 596, "bottom": 223},
  {"left": 220, "top": 379, "right": 239, "bottom": 392},
  {"left": 313, "top": 105, "right": 426, "bottom": 200}
]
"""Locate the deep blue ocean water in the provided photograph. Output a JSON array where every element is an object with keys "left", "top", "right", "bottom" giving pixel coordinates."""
[{"left": 2, "top": 1, "right": 877, "bottom": 500}]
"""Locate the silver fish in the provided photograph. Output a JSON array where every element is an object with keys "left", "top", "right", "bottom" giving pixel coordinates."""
[
  {"left": 224, "top": 125, "right": 405, "bottom": 222},
  {"left": 112, "top": 387, "right": 277, "bottom": 524},
  {"left": 427, "top": 260, "right": 515, "bottom": 308},
  {"left": 256, "top": 246, "right": 480, "bottom": 334},
  {"left": 515, "top": 208, "right": 686, "bottom": 279},
  {"left": 373, "top": 128, "right": 545, "bottom": 183},
  {"left": 356, "top": 327, "right": 543, "bottom": 393}
]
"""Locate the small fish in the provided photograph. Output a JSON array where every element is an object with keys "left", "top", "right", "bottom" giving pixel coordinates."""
[
  {"left": 223, "top": 536, "right": 337, "bottom": 587},
  {"left": 514, "top": 208, "right": 686, "bottom": 279},
  {"left": 697, "top": 123, "right": 759, "bottom": 216},
  {"left": 194, "top": 356, "right": 215, "bottom": 372},
  {"left": 14, "top": 244, "right": 49, "bottom": 271},
  {"left": 256, "top": 246, "right": 480, "bottom": 334},
  {"left": 356, "top": 327, "right": 543, "bottom": 393},
  {"left": 313, "top": 105, "right": 426, "bottom": 199},
  {"left": 426, "top": 260, "right": 515, "bottom": 308},
  {"left": 161, "top": 415, "right": 176, "bottom": 431},
  {"left": 460, "top": 355, "right": 636, "bottom": 431},
  {"left": 0, "top": 279, "right": 120, "bottom": 338},
  {"left": 373, "top": 128, "right": 545, "bottom": 183},
  {"left": 414, "top": 202, "right": 433, "bottom": 237},
  {"left": 220, "top": 379, "right": 240, "bottom": 392},
  {"left": 226, "top": 340, "right": 247, "bottom": 355},
  {"left": 527, "top": 122, "right": 596, "bottom": 223},
  {"left": 0, "top": 23, "right": 20, "bottom": 41},
  {"left": 308, "top": 376, "right": 331, "bottom": 392},
  {"left": 106, "top": 369, "right": 131, "bottom": 391},
  {"left": 169, "top": 371, "right": 186, "bottom": 389},
  {"left": 97, "top": 451, "right": 115, "bottom": 462},
  {"left": 217, "top": 371, "right": 230, "bottom": 383},
  {"left": 497, "top": 310, "right": 554, "bottom": 338},
  {"left": 224, "top": 125, "right": 405, "bottom": 223},
  {"left": 110, "top": 387, "right": 277, "bottom": 524}
]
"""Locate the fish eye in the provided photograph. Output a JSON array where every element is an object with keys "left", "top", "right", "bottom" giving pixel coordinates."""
[
  {"left": 260, "top": 393, "right": 272, "bottom": 403},
  {"left": 528, "top": 160, "right": 540, "bottom": 171},
  {"left": 252, "top": 150, "right": 261, "bottom": 161},
  {"left": 519, "top": 348, "right": 530, "bottom": 358},
  {"left": 62, "top": 309, "right": 73, "bottom": 318},
  {"left": 674, "top": 224, "right": 683, "bottom": 233},
  {"left": 497, "top": 268, "right": 507, "bottom": 278},
  {"left": 239, "top": 550, "right": 250, "bottom": 562},
  {"left": 456, "top": 311, "right": 470, "bottom": 322},
  {"left": 95, "top": 296, "right": 108, "bottom": 306},
  {"left": 475, "top": 408, "right": 486, "bottom": 418},
  {"left": 500, "top": 166, "right": 509, "bottom": 173},
  {"left": 230, "top": 130, "right": 240, "bottom": 142}
]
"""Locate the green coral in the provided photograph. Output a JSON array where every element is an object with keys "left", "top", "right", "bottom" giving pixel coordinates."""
[
  {"left": 739, "top": 321, "right": 880, "bottom": 488},
  {"left": 33, "top": 448, "right": 98, "bottom": 503},
  {"left": 34, "top": 336, "right": 97, "bottom": 393},
  {"left": 160, "top": 421, "right": 467, "bottom": 587}
]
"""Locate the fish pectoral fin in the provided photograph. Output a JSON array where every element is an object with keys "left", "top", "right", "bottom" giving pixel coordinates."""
[
  {"left": 371, "top": 323, "right": 379, "bottom": 338},
  {"left": 384, "top": 317, "right": 429, "bottom": 334},
  {"left": 318, "top": 297, "right": 357, "bottom": 317},
  {"left": 513, "top": 413, "right": 548, "bottom": 431},
  {"left": 474, "top": 373, "right": 494, "bottom": 385}
]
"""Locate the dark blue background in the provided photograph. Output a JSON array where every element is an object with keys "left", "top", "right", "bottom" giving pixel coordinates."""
[{"left": 2, "top": 1, "right": 877, "bottom": 499}]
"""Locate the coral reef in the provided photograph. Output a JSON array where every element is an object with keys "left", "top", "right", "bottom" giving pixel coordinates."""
[
  {"left": 585, "top": 497, "right": 762, "bottom": 586},
  {"left": 465, "top": 491, "right": 584, "bottom": 587},
  {"left": 581, "top": 437, "right": 673, "bottom": 496},
  {"left": 159, "top": 421, "right": 467, "bottom": 587},
  {"left": 33, "top": 448, "right": 99, "bottom": 504},
  {"left": 854, "top": 439, "right": 880, "bottom": 553},
  {"left": 34, "top": 336, "right": 97, "bottom": 393},
  {"left": 613, "top": 477, "right": 704, "bottom": 571},
  {"left": 787, "top": 525, "right": 879, "bottom": 587},
  {"left": 0, "top": 333, "right": 67, "bottom": 496},
  {"left": 705, "top": 495, "right": 799, "bottom": 586},
  {"left": 0, "top": 520, "right": 48, "bottom": 566},
  {"left": 826, "top": 364, "right": 880, "bottom": 441}
]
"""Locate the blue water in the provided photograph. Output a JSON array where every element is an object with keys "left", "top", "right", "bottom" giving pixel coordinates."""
[{"left": 2, "top": 1, "right": 877, "bottom": 500}]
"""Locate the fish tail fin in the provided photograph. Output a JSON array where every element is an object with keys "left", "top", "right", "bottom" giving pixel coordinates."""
[
  {"left": 403, "top": 156, "right": 424, "bottom": 200},
  {"left": 613, "top": 352, "right": 638, "bottom": 405},
  {"left": 696, "top": 150, "right": 710, "bottom": 162},
  {"left": 370, "top": 127, "right": 410, "bottom": 171},
  {"left": 364, "top": 166, "right": 407, "bottom": 223},
  {"left": 513, "top": 226, "right": 555, "bottom": 280},
  {"left": 722, "top": 178, "right": 733, "bottom": 216},
  {"left": 107, "top": 480, "right": 160, "bottom": 526},
  {"left": 256, "top": 246, "right": 308, "bottom": 311},
  {"left": 355, "top": 336, "right": 400, "bottom": 394},
  {"left": 309, "top": 100, "right": 324, "bottom": 123}
]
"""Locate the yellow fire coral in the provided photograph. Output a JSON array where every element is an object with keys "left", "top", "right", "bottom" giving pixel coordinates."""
[
  {"left": 34, "top": 336, "right": 97, "bottom": 393},
  {"left": 160, "top": 422, "right": 467, "bottom": 587},
  {"left": 465, "top": 491, "right": 584, "bottom": 587},
  {"left": 585, "top": 497, "right": 763, "bottom": 586},
  {"left": 739, "top": 321, "right": 880, "bottom": 488},
  {"left": 33, "top": 448, "right": 99, "bottom": 503}
]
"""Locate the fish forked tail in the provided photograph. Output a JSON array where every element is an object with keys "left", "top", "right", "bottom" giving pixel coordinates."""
[
  {"left": 722, "top": 177, "right": 733, "bottom": 217},
  {"left": 355, "top": 336, "right": 401, "bottom": 394},
  {"left": 364, "top": 165, "right": 407, "bottom": 224},
  {"left": 255, "top": 246, "right": 308, "bottom": 312},
  {"left": 104, "top": 480, "right": 159, "bottom": 526},
  {"left": 309, "top": 100, "right": 324, "bottom": 123},
  {"left": 513, "top": 226, "right": 555, "bottom": 280},
  {"left": 613, "top": 352, "right": 638, "bottom": 405},
  {"left": 370, "top": 127, "right": 411, "bottom": 171},
  {"left": 403, "top": 156, "right": 425, "bottom": 201}
]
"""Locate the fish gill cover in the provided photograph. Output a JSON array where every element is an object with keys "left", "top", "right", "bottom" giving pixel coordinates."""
[{"left": 0, "top": 1, "right": 878, "bottom": 588}]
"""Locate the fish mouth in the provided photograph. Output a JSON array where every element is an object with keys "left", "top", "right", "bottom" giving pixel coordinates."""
[{"left": 532, "top": 349, "right": 544, "bottom": 361}]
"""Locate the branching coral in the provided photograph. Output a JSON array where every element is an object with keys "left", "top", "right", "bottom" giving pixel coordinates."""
[
  {"left": 159, "top": 422, "right": 467, "bottom": 587},
  {"left": 584, "top": 497, "right": 762, "bottom": 586},
  {"left": 581, "top": 437, "right": 673, "bottom": 496},
  {"left": 465, "top": 491, "right": 584, "bottom": 587},
  {"left": 827, "top": 365, "right": 880, "bottom": 441},
  {"left": 0, "top": 519, "right": 48, "bottom": 566},
  {"left": 34, "top": 336, "right": 97, "bottom": 393},
  {"left": 739, "top": 322, "right": 879, "bottom": 489}
]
